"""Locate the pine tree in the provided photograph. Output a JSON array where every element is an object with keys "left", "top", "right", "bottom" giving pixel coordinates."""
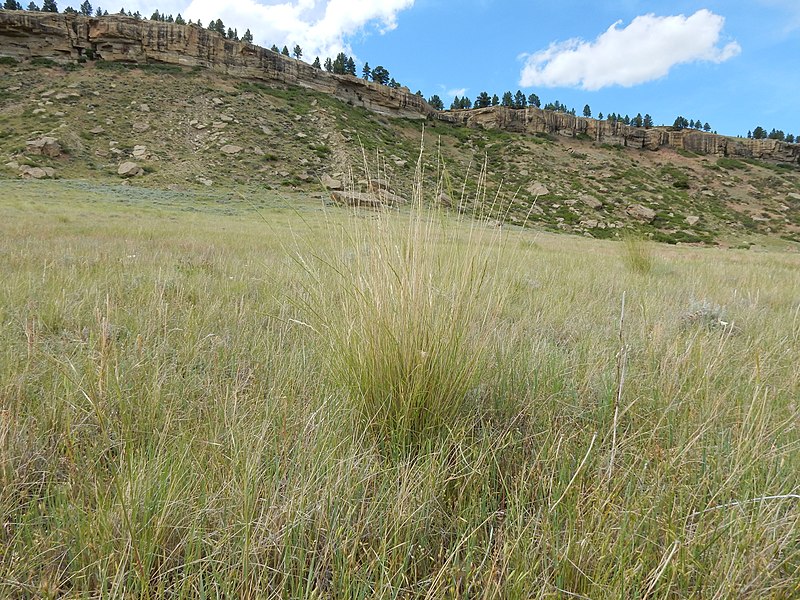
[
  {"left": 4, "top": 0, "right": 22, "bottom": 8},
  {"left": 491, "top": 94, "right": 499, "bottom": 106},
  {"left": 597, "top": 112, "right": 603, "bottom": 120},
  {"left": 475, "top": 91, "right": 490, "bottom": 108},
  {"left": 41, "top": 0, "right": 56, "bottom": 11},
  {"left": 63, "top": 6, "right": 77, "bottom": 13},
  {"left": 271, "top": 44, "right": 279, "bottom": 52},
  {"left": 324, "top": 57, "right": 333, "bottom": 72},
  {"left": 703, "top": 122, "right": 711, "bottom": 132},
  {"left": 388, "top": 78, "right": 399, "bottom": 89},
  {"left": 281, "top": 46, "right": 290, "bottom": 57},
  {"left": 241, "top": 28, "right": 252, "bottom": 42},
  {"left": 361, "top": 62, "right": 370, "bottom": 80},
  {"left": 643, "top": 114, "right": 653, "bottom": 128},
  {"left": 28, "top": 1, "right": 39, "bottom": 8},
  {"left": 94, "top": 5, "right": 101, "bottom": 16},
  {"left": 786, "top": 134, "right": 795, "bottom": 143},
  {"left": 428, "top": 94, "right": 443, "bottom": 110},
  {"left": 527, "top": 93, "right": 540, "bottom": 108},
  {"left": 501, "top": 91, "right": 513, "bottom": 107},
  {"left": 214, "top": 19, "right": 225, "bottom": 36},
  {"left": 345, "top": 56, "right": 356, "bottom": 75},
  {"left": 293, "top": 44, "right": 302, "bottom": 60},
  {"left": 312, "top": 56, "right": 321, "bottom": 69},
  {"left": 514, "top": 90, "right": 527, "bottom": 108},
  {"left": 226, "top": 27, "right": 234, "bottom": 39},
  {"left": 460, "top": 96, "right": 472, "bottom": 109},
  {"left": 150, "top": 9, "right": 159, "bottom": 20},
  {"left": 632, "top": 113, "right": 643, "bottom": 128},
  {"left": 583, "top": 104, "right": 591, "bottom": 118},
  {"left": 371, "top": 65, "right": 389, "bottom": 85},
  {"left": 175, "top": 13, "right": 185, "bottom": 25},
  {"left": 450, "top": 96, "right": 460, "bottom": 110}
]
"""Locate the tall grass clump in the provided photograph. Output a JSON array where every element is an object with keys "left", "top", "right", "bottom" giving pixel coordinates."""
[
  {"left": 622, "top": 232, "right": 655, "bottom": 274},
  {"left": 296, "top": 155, "right": 513, "bottom": 451}
]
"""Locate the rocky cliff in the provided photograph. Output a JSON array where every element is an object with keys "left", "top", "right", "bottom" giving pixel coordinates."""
[
  {"left": 1, "top": 10, "right": 798, "bottom": 165},
  {"left": 0, "top": 10, "right": 431, "bottom": 119},
  {"left": 437, "top": 106, "right": 800, "bottom": 165}
]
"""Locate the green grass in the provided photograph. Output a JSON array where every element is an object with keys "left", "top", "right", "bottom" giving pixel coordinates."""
[{"left": 1, "top": 179, "right": 799, "bottom": 597}]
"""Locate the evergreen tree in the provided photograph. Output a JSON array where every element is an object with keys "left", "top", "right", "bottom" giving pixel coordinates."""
[
  {"left": 312, "top": 56, "right": 321, "bottom": 69},
  {"left": 501, "top": 91, "right": 513, "bottom": 107},
  {"left": 175, "top": 13, "right": 185, "bottom": 25},
  {"left": 388, "top": 78, "right": 400, "bottom": 89},
  {"left": 786, "top": 134, "right": 795, "bottom": 143},
  {"left": 632, "top": 113, "right": 643, "bottom": 128},
  {"left": 150, "top": 9, "right": 159, "bottom": 20},
  {"left": 514, "top": 90, "right": 527, "bottom": 108},
  {"left": 94, "top": 5, "right": 101, "bottom": 16},
  {"left": 597, "top": 112, "right": 603, "bottom": 120},
  {"left": 270, "top": 44, "right": 279, "bottom": 52},
  {"left": 672, "top": 116, "right": 689, "bottom": 130},
  {"left": 460, "top": 96, "right": 472, "bottom": 109},
  {"left": 703, "top": 122, "right": 711, "bottom": 132},
  {"left": 41, "top": 0, "right": 56, "bottom": 10},
  {"left": 450, "top": 96, "right": 460, "bottom": 110},
  {"left": 747, "top": 130, "right": 752, "bottom": 139},
  {"left": 623, "top": 115, "right": 631, "bottom": 125},
  {"left": 28, "top": 1, "right": 40, "bottom": 8},
  {"left": 281, "top": 45, "right": 290, "bottom": 57},
  {"left": 476, "top": 91, "right": 491, "bottom": 108},
  {"left": 428, "top": 94, "right": 443, "bottom": 110},
  {"left": 345, "top": 56, "right": 356, "bottom": 75},
  {"left": 242, "top": 28, "right": 252, "bottom": 42},
  {"left": 361, "top": 62, "right": 370, "bottom": 80},
  {"left": 226, "top": 27, "right": 234, "bottom": 39},
  {"left": 643, "top": 114, "right": 653, "bottom": 128},
  {"left": 491, "top": 94, "right": 499, "bottom": 106},
  {"left": 527, "top": 93, "right": 540, "bottom": 108},
  {"left": 331, "top": 52, "right": 346, "bottom": 74},
  {"left": 371, "top": 65, "right": 389, "bottom": 85},
  {"left": 582, "top": 104, "right": 591, "bottom": 118},
  {"left": 214, "top": 19, "right": 225, "bottom": 36},
  {"left": 167, "top": 14, "right": 174, "bottom": 23},
  {"left": 293, "top": 44, "right": 302, "bottom": 60},
  {"left": 324, "top": 57, "right": 333, "bottom": 72},
  {"left": 63, "top": 6, "right": 77, "bottom": 13}
]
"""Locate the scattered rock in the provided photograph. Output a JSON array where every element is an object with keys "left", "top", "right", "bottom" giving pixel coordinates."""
[
  {"left": 626, "top": 204, "right": 656, "bottom": 222},
  {"left": 132, "top": 145, "right": 147, "bottom": 158},
  {"left": 220, "top": 115, "right": 233, "bottom": 122},
  {"left": 196, "top": 177, "right": 213, "bottom": 186},
  {"left": 527, "top": 181, "right": 549, "bottom": 196},
  {"left": 139, "top": 103, "right": 150, "bottom": 112},
  {"left": 5, "top": 160, "right": 20, "bottom": 170},
  {"left": 132, "top": 121, "right": 150, "bottom": 133},
  {"left": 117, "top": 161, "right": 143, "bottom": 177},
  {"left": 211, "top": 97, "right": 224, "bottom": 106},
  {"left": 20, "top": 166, "right": 55, "bottom": 179},
  {"left": 787, "top": 192, "right": 800, "bottom": 201},
  {"left": 32, "top": 108, "right": 47, "bottom": 115},
  {"left": 220, "top": 145, "right": 243, "bottom": 155},
  {"left": 212, "top": 121, "right": 227, "bottom": 129},
  {"left": 26, "top": 136, "right": 61, "bottom": 157},
  {"left": 581, "top": 194, "right": 603, "bottom": 209},
  {"left": 437, "top": 192, "right": 452, "bottom": 207},
  {"left": 580, "top": 219, "right": 599, "bottom": 229},
  {"left": 321, "top": 174, "right": 343, "bottom": 190},
  {"left": 296, "top": 132, "right": 307, "bottom": 139},
  {"left": 89, "top": 126, "right": 104, "bottom": 134},
  {"left": 330, "top": 190, "right": 383, "bottom": 208},
  {"left": 686, "top": 215, "right": 700, "bottom": 226},
  {"left": 367, "top": 178, "right": 391, "bottom": 192}
]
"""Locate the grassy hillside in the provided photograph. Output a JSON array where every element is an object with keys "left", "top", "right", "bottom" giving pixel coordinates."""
[
  {"left": 1, "top": 178, "right": 799, "bottom": 597},
  {"left": 2, "top": 59, "right": 800, "bottom": 247}
]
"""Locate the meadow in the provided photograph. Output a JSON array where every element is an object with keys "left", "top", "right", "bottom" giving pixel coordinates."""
[{"left": 1, "top": 178, "right": 799, "bottom": 598}]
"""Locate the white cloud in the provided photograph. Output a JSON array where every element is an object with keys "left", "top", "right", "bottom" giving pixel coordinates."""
[
  {"left": 519, "top": 9, "right": 741, "bottom": 90},
  {"left": 446, "top": 87, "right": 467, "bottom": 98},
  {"left": 179, "top": 0, "right": 414, "bottom": 60}
]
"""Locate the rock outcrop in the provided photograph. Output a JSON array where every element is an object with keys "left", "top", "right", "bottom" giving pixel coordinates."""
[
  {"left": 0, "top": 11, "right": 431, "bottom": 119},
  {"left": 437, "top": 106, "right": 800, "bottom": 165},
  {"left": 1, "top": 11, "right": 798, "bottom": 165}
]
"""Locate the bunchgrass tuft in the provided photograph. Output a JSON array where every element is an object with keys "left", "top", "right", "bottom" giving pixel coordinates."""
[{"left": 622, "top": 232, "right": 655, "bottom": 274}]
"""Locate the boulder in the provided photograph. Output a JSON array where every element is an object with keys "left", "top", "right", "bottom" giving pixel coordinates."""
[
  {"left": 580, "top": 194, "right": 603, "bottom": 209},
  {"left": 321, "top": 174, "right": 343, "bottom": 190},
  {"left": 117, "top": 161, "right": 143, "bottom": 177},
  {"left": 527, "top": 181, "right": 549, "bottom": 196},
  {"left": 220, "top": 145, "right": 243, "bottom": 155},
  {"left": 330, "top": 190, "right": 383, "bottom": 208},
  {"left": 132, "top": 145, "right": 147, "bottom": 158},
  {"left": 367, "top": 178, "right": 392, "bottom": 192},
  {"left": 686, "top": 215, "right": 700, "bottom": 226},
  {"left": 626, "top": 204, "right": 656, "bottom": 222},
  {"left": 20, "top": 166, "right": 55, "bottom": 179},
  {"left": 25, "top": 136, "right": 61, "bottom": 158}
]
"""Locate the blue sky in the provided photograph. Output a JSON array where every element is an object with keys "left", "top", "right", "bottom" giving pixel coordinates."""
[{"left": 102, "top": 0, "right": 799, "bottom": 137}]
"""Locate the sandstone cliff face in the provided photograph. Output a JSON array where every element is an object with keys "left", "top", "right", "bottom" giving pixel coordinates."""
[
  {"left": 438, "top": 106, "right": 799, "bottom": 165},
  {"left": 1, "top": 11, "right": 798, "bottom": 165},
  {"left": 0, "top": 11, "right": 432, "bottom": 119}
]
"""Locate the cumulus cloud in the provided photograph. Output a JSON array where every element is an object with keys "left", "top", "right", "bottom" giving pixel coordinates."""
[
  {"left": 519, "top": 9, "right": 741, "bottom": 90},
  {"left": 181, "top": 0, "right": 414, "bottom": 60}
]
